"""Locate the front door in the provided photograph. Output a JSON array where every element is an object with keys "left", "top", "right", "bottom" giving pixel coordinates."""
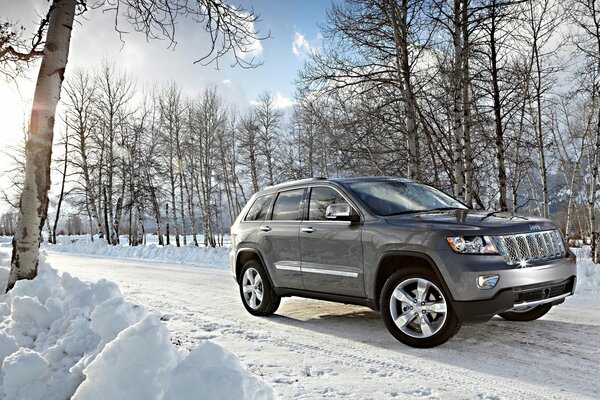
[{"left": 299, "top": 186, "right": 364, "bottom": 297}]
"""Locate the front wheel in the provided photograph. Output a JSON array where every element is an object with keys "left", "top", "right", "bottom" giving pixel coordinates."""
[
  {"left": 498, "top": 304, "right": 552, "bottom": 321},
  {"left": 380, "top": 268, "right": 461, "bottom": 348},
  {"left": 239, "top": 260, "right": 281, "bottom": 316}
]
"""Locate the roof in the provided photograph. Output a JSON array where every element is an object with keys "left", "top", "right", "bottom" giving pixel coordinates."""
[{"left": 263, "top": 176, "right": 414, "bottom": 192}]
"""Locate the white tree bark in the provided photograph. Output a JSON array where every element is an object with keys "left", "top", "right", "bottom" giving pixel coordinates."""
[{"left": 7, "top": 0, "right": 77, "bottom": 291}]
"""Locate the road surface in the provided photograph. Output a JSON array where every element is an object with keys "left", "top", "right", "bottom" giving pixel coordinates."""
[{"left": 47, "top": 251, "right": 600, "bottom": 400}]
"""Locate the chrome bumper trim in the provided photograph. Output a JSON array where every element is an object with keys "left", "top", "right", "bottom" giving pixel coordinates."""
[{"left": 511, "top": 292, "right": 570, "bottom": 310}]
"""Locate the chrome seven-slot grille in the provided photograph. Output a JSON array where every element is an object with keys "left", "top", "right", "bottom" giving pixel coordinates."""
[{"left": 494, "top": 230, "right": 566, "bottom": 266}]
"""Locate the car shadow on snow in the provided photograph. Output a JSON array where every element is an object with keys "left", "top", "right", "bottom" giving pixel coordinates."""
[{"left": 270, "top": 298, "right": 599, "bottom": 398}]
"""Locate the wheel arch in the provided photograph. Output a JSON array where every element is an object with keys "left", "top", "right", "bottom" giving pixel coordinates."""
[
  {"left": 373, "top": 251, "right": 455, "bottom": 309},
  {"left": 235, "top": 247, "right": 275, "bottom": 287}
]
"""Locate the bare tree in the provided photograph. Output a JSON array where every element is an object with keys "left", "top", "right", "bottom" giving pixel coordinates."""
[
  {"left": 4, "top": 0, "right": 266, "bottom": 290},
  {"left": 189, "top": 86, "right": 227, "bottom": 247},
  {"left": 63, "top": 70, "right": 101, "bottom": 239},
  {"left": 158, "top": 82, "right": 186, "bottom": 247},
  {"left": 570, "top": 0, "right": 600, "bottom": 261},
  {"left": 254, "top": 92, "right": 282, "bottom": 186},
  {"left": 4, "top": 0, "right": 78, "bottom": 291},
  {"left": 238, "top": 110, "right": 261, "bottom": 193},
  {"left": 51, "top": 126, "right": 69, "bottom": 244},
  {"left": 93, "top": 62, "right": 135, "bottom": 245}
]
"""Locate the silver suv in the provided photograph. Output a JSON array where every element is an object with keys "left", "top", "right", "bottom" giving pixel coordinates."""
[{"left": 230, "top": 177, "right": 577, "bottom": 347}]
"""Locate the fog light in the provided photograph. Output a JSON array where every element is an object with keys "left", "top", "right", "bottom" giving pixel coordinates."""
[{"left": 477, "top": 274, "right": 499, "bottom": 289}]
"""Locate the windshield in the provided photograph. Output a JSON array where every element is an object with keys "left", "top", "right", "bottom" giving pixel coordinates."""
[{"left": 346, "top": 180, "right": 467, "bottom": 216}]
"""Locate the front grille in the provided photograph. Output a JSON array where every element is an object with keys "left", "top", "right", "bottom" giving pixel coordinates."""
[
  {"left": 513, "top": 279, "right": 574, "bottom": 304},
  {"left": 494, "top": 230, "right": 566, "bottom": 266}
]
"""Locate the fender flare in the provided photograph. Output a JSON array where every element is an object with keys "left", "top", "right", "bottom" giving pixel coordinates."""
[
  {"left": 373, "top": 250, "right": 456, "bottom": 305},
  {"left": 235, "top": 247, "right": 276, "bottom": 288}
]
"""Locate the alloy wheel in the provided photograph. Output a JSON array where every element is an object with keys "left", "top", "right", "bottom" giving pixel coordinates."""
[
  {"left": 389, "top": 277, "right": 448, "bottom": 338},
  {"left": 242, "top": 267, "right": 264, "bottom": 309}
]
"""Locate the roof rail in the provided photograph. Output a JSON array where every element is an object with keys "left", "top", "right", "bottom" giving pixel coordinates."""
[{"left": 265, "top": 177, "right": 328, "bottom": 190}]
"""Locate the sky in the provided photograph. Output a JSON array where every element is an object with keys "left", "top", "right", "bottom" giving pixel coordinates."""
[{"left": 0, "top": 0, "right": 330, "bottom": 212}]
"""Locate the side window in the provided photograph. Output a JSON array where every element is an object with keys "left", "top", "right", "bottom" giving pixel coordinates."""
[
  {"left": 245, "top": 194, "right": 273, "bottom": 221},
  {"left": 271, "top": 189, "right": 304, "bottom": 221},
  {"left": 309, "top": 187, "right": 349, "bottom": 221}
]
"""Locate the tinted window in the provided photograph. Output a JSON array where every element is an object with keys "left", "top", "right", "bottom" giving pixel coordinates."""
[
  {"left": 271, "top": 189, "right": 304, "bottom": 221},
  {"left": 309, "top": 187, "right": 349, "bottom": 221},
  {"left": 245, "top": 194, "right": 273, "bottom": 221}
]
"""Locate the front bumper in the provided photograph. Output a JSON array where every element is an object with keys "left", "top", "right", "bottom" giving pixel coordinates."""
[
  {"left": 435, "top": 249, "right": 577, "bottom": 323},
  {"left": 452, "top": 276, "right": 576, "bottom": 323}
]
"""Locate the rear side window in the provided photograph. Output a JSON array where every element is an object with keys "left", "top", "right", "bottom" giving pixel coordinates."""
[
  {"left": 309, "top": 187, "right": 349, "bottom": 221},
  {"left": 245, "top": 194, "right": 273, "bottom": 221},
  {"left": 271, "top": 189, "right": 304, "bottom": 221}
]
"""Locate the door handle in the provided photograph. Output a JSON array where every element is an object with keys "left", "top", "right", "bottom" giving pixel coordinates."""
[
  {"left": 259, "top": 225, "right": 272, "bottom": 232},
  {"left": 301, "top": 227, "right": 316, "bottom": 233}
]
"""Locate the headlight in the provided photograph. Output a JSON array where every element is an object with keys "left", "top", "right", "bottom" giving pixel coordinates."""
[{"left": 447, "top": 236, "right": 499, "bottom": 254}]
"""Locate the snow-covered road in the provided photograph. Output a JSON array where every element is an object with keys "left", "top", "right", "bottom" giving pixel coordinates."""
[{"left": 47, "top": 251, "right": 600, "bottom": 400}]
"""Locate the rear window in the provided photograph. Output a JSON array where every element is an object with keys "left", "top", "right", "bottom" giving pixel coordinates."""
[
  {"left": 245, "top": 194, "right": 274, "bottom": 221},
  {"left": 271, "top": 189, "right": 304, "bottom": 221}
]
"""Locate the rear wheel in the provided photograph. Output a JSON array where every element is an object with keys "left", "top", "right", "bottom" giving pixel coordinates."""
[
  {"left": 380, "top": 267, "right": 461, "bottom": 348},
  {"left": 498, "top": 304, "right": 552, "bottom": 321},
  {"left": 239, "top": 260, "right": 281, "bottom": 316}
]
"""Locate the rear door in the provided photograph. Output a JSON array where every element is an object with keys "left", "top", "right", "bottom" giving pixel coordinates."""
[
  {"left": 299, "top": 186, "right": 364, "bottom": 297},
  {"left": 256, "top": 188, "right": 305, "bottom": 289}
]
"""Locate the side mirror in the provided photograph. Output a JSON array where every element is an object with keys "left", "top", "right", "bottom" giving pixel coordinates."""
[{"left": 325, "top": 203, "right": 360, "bottom": 223}]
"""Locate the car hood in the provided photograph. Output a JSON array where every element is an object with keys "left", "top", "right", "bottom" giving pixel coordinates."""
[{"left": 384, "top": 209, "right": 558, "bottom": 235}]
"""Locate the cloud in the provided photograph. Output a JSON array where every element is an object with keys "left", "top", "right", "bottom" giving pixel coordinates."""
[
  {"left": 273, "top": 93, "right": 294, "bottom": 109},
  {"left": 292, "top": 32, "right": 310, "bottom": 58},
  {"left": 235, "top": 11, "right": 263, "bottom": 61},
  {"left": 292, "top": 31, "right": 319, "bottom": 59},
  {"left": 249, "top": 92, "right": 294, "bottom": 110}
]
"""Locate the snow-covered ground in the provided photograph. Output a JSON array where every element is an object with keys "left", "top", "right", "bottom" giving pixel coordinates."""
[
  {"left": 0, "top": 241, "right": 271, "bottom": 400},
  {"left": 2, "top": 237, "right": 600, "bottom": 399}
]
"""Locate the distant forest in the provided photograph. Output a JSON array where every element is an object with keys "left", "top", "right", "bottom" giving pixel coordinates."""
[{"left": 1, "top": 0, "right": 599, "bottom": 253}]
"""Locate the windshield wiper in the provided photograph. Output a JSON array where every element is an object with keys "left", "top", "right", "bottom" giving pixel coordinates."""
[
  {"left": 383, "top": 210, "right": 429, "bottom": 216},
  {"left": 427, "top": 207, "right": 466, "bottom": 212},
  {"left": 384, "top": 207, "right": 465, "bottom": 217}
]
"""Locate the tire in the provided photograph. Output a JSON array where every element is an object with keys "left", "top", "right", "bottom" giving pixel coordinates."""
[
  {"left": 239, "top": 260, "right": 281, "bottom": 316},
  {"left": 498, "top": 303, "right": 552, "bottom": 321},
  {"left": 380, "top": 267, "right": 461, "bottom": 348}
]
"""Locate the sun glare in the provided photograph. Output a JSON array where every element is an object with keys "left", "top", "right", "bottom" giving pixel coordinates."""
[{"left": 0, "top": 79, "right": 33, "bottom": 146}]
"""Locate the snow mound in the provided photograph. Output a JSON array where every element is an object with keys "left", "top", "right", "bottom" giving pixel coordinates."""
[
  {"left": 42, "top": 237, "right": 230, "bottom": 269},
  {"left": 0, "top": 258, "right": 272, "bottom": 400},
  {"left": 573, "top": 247, "right": 600, "bottom": 290},
  {"left": 164, "top": 342, "right": 273, "bottom": 400},
  {"left": 72, "top": 316, "right": 179, "bottom": 400}
]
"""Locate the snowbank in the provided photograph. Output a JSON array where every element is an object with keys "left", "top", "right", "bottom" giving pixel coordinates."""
[
  {"left": 0, "top": 256, "right": 272, "bottom": 400},
  {"left": 42, "top": 236, "right": 230, "bottom": 270},
  {"left": 573, "top": 247, "right": 600, "bottom": 291}
]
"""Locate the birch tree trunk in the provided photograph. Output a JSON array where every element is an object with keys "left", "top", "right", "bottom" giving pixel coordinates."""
[
  {"left": 385, "top": 0, "right": 420, "bottom": 180},
  {"left": 489, "top": 3, "right": 509, "bottom": 212},
  {"left": 591, "top": 7, "right": 600, "bottom": 263},
  {"left": 7, "top": 0, "right": 77, "bottom": 291},
  {"left": 590, "top": 106, "right": 600, "bottom": 262},
  {"left": 461, "top": 0, "right": 473, "bottom": 206},
  {"left": 451, "top": 0, "right": 465, "bottom": 199},
  {"left": 52, "top": 129, "right": 69, "bottom": 244},
  {"left": 165, "top": 203, "right": 171, "bottom": 245}
]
